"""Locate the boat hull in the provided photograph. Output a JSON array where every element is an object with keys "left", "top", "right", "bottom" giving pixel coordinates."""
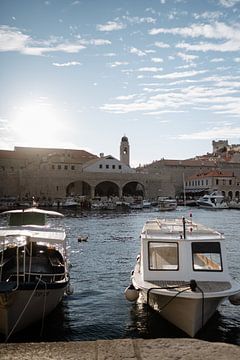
[
  {"left": 0, "top": 282, "right": 68, "bottom": 337},
  {"left": 137, "top": 288, "right": 226, "bottom": 337}
]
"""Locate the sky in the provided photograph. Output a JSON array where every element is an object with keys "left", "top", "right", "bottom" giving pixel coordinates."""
[{"left": 0, "top": 0, "right": 240, "bottom": 167}]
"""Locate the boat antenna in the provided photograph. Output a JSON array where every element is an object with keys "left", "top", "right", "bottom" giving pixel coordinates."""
[{"left": 182, "top": 217, "right": 186, "bottom": 239}]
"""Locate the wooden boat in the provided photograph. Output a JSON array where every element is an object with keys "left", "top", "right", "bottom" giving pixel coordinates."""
[
  {"left": 0, "top": 207, "right": 70, "bottom": 339},
  {"left": 125, "top": 216, "right": 240, "bottom": 337}
]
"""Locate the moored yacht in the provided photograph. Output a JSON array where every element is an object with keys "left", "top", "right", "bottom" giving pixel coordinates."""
[
  {"left": 158, "top": 197, "right": 177, "bottom": 211},
  {"left": 197, "top": 191, "right": 228, "bottom": 209},
  {"left": 0, "top": 207, "right": 71, "bottom": 339},
  {"left": 125, "top": 216, "right": 240, "bottom": 337}
]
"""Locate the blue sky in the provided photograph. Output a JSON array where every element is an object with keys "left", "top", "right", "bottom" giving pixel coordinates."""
[{"left": 0, "top": 0, "right": 240, "bottom": 167}]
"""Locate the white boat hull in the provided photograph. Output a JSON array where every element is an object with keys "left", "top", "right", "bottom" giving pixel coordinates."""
[
  {"left": 0, "top": 284, "right": 68, "bottom": 337},
  {"left": 137, "top": 288, "right": 226, "bottom": 337}
]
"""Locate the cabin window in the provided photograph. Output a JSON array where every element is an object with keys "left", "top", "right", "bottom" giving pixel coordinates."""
[
  {"left": 148, "top": 242, "right": 179, "bottom": 271},
  {"left": 192, "top": 242, "right": 222, "bottom": 271}
]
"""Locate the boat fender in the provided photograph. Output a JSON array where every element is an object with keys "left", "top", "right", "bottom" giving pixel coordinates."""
[
  {"left": 190, "top": 279, "right": 197, "bottom": 292},
  {"left": 229, "top": 292, "right": 240, "bottom": 305},
  {"left": 66, "top": 284, "right": 74, "bottom": 295},
  {"left": 124, "top": 284, "right": 139, "bottom": 302}
]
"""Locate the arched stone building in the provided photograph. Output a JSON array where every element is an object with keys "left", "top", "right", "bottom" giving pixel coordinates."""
[
  {"left": 1, "top": 136, "right": 240, "bottom": 203},
  {"left": 0, "top": 136, "right": 170, "bottom": 202}
]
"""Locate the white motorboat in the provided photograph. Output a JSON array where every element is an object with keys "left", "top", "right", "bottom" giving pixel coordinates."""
[
  {"left": 125, "top": 216, "right": 240, "bottom": 337},
  {"left": 158, "top": 197, "right": 177, "bottom": 211},
  {"left": 142, "top": 200, "right": 152, "bottom": 208},
  {"left": 197, "top": 191, "right": 228, "bottom": 209},
  {"left": 0, "top": 207, "right": 71, "bottom": 339},
  {"left": 62, "top": 197, "right": 78, "bottom": 208},
  {"left": 130, "top": 200, "right": 143, "bottom": 210}
]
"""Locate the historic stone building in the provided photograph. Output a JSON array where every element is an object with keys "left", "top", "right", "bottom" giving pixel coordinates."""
[
  {"left": 1, "top": 137, "right": 240, "bottom": 203},
  {"left": 0, "top": 136, "right": 168, "bottom": 202},
  {"left": 184, "top": 170, "right": 240, "bottom": 200}
]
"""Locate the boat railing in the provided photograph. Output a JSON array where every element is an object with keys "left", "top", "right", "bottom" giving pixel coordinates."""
[{"left": 6, "top": 270, "right": 67, "bottom": 285}]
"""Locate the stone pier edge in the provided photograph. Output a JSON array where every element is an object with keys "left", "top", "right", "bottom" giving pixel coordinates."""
[{"left": 0, "top": 338, "right": 239, "bottom": 359}]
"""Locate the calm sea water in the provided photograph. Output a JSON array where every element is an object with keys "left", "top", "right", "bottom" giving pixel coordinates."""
[{"left": 1, "top": 207, "right": 240, "bottom": 345}]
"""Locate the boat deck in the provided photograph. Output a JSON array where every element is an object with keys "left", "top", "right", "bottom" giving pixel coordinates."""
[{"left": 142, "top": 218, "right": 224, "bottom": 240}]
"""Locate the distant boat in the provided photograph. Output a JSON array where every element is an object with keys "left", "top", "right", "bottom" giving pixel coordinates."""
[
  {"left": 62, "top": 197, "right": 78, "bottom": 208},
  {"left": 130, "top": 200, "right": 143, "bottom": 210},
  {"left": 158, "top": 197, "right": 177, "bottom": 211},
  {"left": 197, "top": 191, "right": 228, "bottom": 209},
  {"left": 228, "top": 200, "right": 240, "bottom": 209},
  {"left": 0, "top": 207, "right": 70, "bottom": 339},
  {"left": 142, "top": 200, "right": 152, "bottom": 208},
  {"left": 125, "top": 216, "right": 240, "bottom": 337}
]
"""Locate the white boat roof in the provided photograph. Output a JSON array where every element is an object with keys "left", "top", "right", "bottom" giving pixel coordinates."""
[
  {"left": 141, "top": 218, "right": 224, "bottom": 241},
  {"left": 0, "top": 225, "right": 66, "bottom": 244},
  {"left": 0, "top": 207, "right": 64, "bottom": 217}
]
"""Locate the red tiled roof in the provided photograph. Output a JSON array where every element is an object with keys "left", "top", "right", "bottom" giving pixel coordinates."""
[
  {"left": 0, "top": 147, "right": 98, "bottom": 163},
  {"left": 186, "top": 170, "right": 234, "bottom": 180}
]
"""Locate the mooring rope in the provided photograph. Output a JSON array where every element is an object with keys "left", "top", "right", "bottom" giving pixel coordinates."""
[{"left": 5, "top": 277, "right": 42, "bottom": 342}]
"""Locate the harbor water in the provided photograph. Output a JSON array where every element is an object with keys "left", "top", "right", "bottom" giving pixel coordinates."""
[{"left": 0, "top": 207, "right": 240, "bottom": 345}]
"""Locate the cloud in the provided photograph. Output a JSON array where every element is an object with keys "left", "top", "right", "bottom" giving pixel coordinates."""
[
  {"left": 0, "top": 25, "right": 87, "bottom": 55},
  {"left": 0, "top": 26, "right": 111, "bottom": 56},
  {"left": 97, "top": 21, "right": 126, "bottom": 32},
  {"left": 149, "top": 22, "right": 240, "bottom": 53},
  {"left": 122, "top": 15, "right": 156, "bottom": 24},
  {"left": 178, "top": 126, "right": 240, "bottom": 140},
  {"left": 176, "top": 40, "right": 240, "bottom": 52},
  {"left": 101, "top": 71, "right": 240, "bottom": 117},
  {"left": 52, "top": 61, "right": 81, "bottom": 67},
  {"left": 0, "top": 25, "right": 30, "bottom": 52},
  {"left": 151, "top": 57, "right": 164, "bottom": 63},
  {"left": 177, "top": 52, "right": 199, "bottom": 62},
  {"left": 218, "top": 0, "right": 240, "bottom": 7},
  {"left": 154, "top": 41, "right": 170, "bottom": 48},
  {"left": 109, "top": 61, "right": 129, "bottom": 67},
  {"left": 138, "top": 67, "right": 163, "bottom": 72},
  {"left": 80, "top": 39, "right": 111, "bottom": 46},
  {"left": 153, "top": 70, "right": 207, "bottom": 80},
  {"left": 129, "top": 47, "right": 146, "bottom": 56},
  {"left": 193, "top": 11, "right": 222, "bottom": 20},
  {"left": 210, "top": 58, "right": 224, "bottom": 62},
  {"left": 149, "top": 22, "right": 240, "bottom": 40}
]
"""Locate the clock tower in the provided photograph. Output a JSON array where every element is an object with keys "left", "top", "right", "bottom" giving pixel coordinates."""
[{"left": 120, "top": 135, "right": 130, "bottom": 166}]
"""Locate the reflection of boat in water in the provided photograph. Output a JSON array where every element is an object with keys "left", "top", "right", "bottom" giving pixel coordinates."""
[
  {"left": 197, "top": 191, "right": 228, "bottom": 209},
  {"left": 0, "top": 207, "right": 70, "bottom": 339},
  {"left": 125, "top": 216, "right": 240, "bottom": 337},
  {"left": 158, "top": 197, "right": 177, "bottom": 211}
]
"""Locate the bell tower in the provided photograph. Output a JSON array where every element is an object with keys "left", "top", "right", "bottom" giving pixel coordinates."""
[{"left": 120, "top": 135, "right": 130, "bottom": 166}]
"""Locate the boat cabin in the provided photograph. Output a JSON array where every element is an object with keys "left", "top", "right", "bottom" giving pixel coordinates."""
[{"left": 139, "top": 218, "right": 230, "bottom": 283}]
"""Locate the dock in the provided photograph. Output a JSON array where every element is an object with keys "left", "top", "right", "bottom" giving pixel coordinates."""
[{"left": 0, "top": 338, "right": 239, "bottom": 359}]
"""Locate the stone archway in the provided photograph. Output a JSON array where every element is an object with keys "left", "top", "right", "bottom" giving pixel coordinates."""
[
  {"left": 122, "top": 181, "right": 145, "bottom": 197},
  {"left": 228, "top": 191, "right": 233, "bottom": 200},
  {"left": 66, "top": 180, "right": 91, "bottom": 197},
  {"left": 95, "top": 181, "right": 119, "bottom": 197}
]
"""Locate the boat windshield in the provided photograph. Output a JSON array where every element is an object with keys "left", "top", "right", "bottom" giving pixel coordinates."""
[
  {"left": 148, "top": 241, "right": 179, "bottom": 270},
  {"left": 192, "top": 242, "right": 222, "bottom": 271}
]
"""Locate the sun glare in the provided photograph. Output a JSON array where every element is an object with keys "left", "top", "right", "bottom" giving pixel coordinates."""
[{"left": 12, "top": 101, "right": 64, "bottom": 147}]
